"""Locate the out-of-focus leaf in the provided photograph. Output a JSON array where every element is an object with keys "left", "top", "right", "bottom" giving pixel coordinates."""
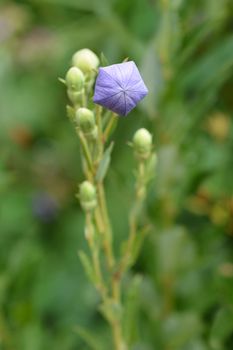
[
  {"left": 100, "top": 52, "right": 109, "bottom": 66},
  {"left": 209, "top": 306, "right": 233, "bottom": 349},
  {"left": 162, "top": 313, "right": 203, "bottom": 349},
  {"left": 74, "top": 326, "right": 103, "bottom": 350},
  {"left": 140, "top": 42, "right": 164, "bottom": 117},
  {"left": 156, "top": 226, "right": 196, "bottom": 276},
  {"left": 124, "top": 275, "right": 142, "bottom": 345},
  {"left": 180, "top": 35, "right": 233, "bottom": 92}
]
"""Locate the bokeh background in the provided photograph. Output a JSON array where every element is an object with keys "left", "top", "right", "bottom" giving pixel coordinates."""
[{"left": 0, "top": 0, "right": 233, "bottom": 349}]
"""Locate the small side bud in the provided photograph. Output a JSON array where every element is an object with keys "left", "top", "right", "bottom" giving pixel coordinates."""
[
  {"left": 75, "top": 108, "right": 97, "bottom": 139},
  {"left": 65, "top": 67, "right": 84, "bottom": 91},
  {"left": 79, "top": 181, "right": 97, "bottom": 211},
  {"left": 72, "top": 48, "right": 99, "bottom": 74},
  {"left": 133, "top": 128, "right": 152, "bottom": 160}
]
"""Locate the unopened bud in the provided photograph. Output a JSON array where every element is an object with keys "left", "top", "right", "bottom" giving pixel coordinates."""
[
  {"left": 75, "top": 108, "right": 97, "bottom": 139},
  {"left": 72, "top": 48, "right": 99, "bottom": 74},
  {"left": 133, "top": 128, "right": 152, "bottom": 160},
  {"left": 65, "top": 67, "right": 84, "bottom": 91},
  {"left": 79, "top": 181, "right": 97, "bottom": 211}
]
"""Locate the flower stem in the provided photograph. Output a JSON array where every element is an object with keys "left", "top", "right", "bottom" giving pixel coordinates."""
[
  {"left": 97, "top": 182, "right": 115, "bottom": 269},
  {"left": 104, "top": 112, "right": 118, "bottom": 142},
  {"left": 85, "top": 212, "right": 107, "bottom": 298},
  {"left": 117, "top": 161, "right": 146, "bottom": 277},
  {"left": 95, "top": 105, "right": 104, "bottom": 161},
  {"left": 78, "top": 130, "right": 94, "bottom": 174}
]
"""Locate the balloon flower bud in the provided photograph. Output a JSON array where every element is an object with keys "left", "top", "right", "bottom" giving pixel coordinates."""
[
  {"left": 79, "top": 181, "right": 97, "bottom": 211},
  {"left": 75, "top": 108, "right": 97, "bottom": 139},
  {"left": 72, "top": 48, "right": 99, "bottom": 74},
  {"left": 65, "top": 67, "right": 84, "bottom": 91},
  {"left": 133, "top": 128, "right": 152, "bottom": 160}
]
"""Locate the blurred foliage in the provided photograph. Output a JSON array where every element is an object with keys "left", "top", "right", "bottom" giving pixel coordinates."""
[{"left": 0, "top": 0, "right": 233, "bottom": 349}]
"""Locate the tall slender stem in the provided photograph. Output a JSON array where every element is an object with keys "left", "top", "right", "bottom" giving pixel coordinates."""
[
  {"left": 85, "top": 212, "right": 107, "bottom": 299},
  {"left": 97, "top": 182, "right": 115, "bottom": 269},
  {"left": 104, "top": 112, "right": 118, "bottom": 142}
]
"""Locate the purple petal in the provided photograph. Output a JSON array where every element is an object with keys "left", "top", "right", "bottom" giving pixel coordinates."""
[{"left": 93, "top": 61, "right": 148, "bottom": 116}]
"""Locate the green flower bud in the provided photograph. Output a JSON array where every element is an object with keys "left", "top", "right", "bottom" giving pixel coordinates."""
[
  {"left": 65, "top": 67, "right": 84, "bottom": 91},
  {"left": 67, "top": 90, "right": 83, "bottom": 106},
  {"left": 75, "top": 108, "right": 97, "bottom": 140},
  {"left": 72, "top": 48, "right": 99, "bottom": 74},
  {"left": 133, "top": 128, "right": 152, "bottom": 160},
  {"left": 79, "top": 181, "right": 97, "bottom": 211}
]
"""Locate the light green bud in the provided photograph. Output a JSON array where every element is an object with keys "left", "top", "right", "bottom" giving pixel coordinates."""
[
  {"left": 72, "top": 48, "right": 99, "bottom": 74},
  {"left": 67, "top": 90, "right": 83, "bottom": 105},
  {"left": 79, "top": 181, "right": 97, "bottom": 211},
  {"left": 75, "top": 108, "right": 97, "bottom": 139},
  {"left": 133, "top": 128, "right": 152, "bottom": 159},
  {"left": 65, "top": 66, "right": 84, "bottom": 91}
]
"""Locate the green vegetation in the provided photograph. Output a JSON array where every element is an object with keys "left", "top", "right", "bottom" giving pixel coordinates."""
[{"left": 0, "top": 0, "right": 233, "bottom": 349}]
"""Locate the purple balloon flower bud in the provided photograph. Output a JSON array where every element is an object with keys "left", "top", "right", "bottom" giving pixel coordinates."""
[{"left": 93, "top": 61, "right": 148, "bottom": 116}]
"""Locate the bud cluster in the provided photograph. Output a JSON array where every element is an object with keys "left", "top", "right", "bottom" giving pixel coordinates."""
[
  {"left": 65, "top": 48, "right": 99, "bottom": 106},
  {"left": 61, "top": 48, "right": 156, "bottom": 350}
]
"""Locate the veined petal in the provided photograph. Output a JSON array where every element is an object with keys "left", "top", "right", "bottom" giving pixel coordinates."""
[{"left": 93, "top": 60, "right": 148, "bottom": 116}]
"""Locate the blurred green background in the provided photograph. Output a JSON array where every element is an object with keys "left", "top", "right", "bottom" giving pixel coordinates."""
[{"left": 0, "top": 0, "right": 233, "bottom": 349}]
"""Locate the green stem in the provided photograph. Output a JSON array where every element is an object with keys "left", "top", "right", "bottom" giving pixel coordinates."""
[
  {"left": 111, "top": 319, "right": 125, "bottom": 350},
  {"left": 85, "top": 212, "right": 107, "bottom": 299},
  {"left": 95, "top": 104, "right": 104, "bottom": 160},
  {"left": 117, "top": 161, "right": 146, "bottom": 277},
  {"left": 104, "top": 112, "right": 118, "bottom": 142},
  {"left": 78, "top": 130, "right": 94, "bottom": 175},
  {"left": 97, "top": 182, "right": 115, "bottom": 269}
]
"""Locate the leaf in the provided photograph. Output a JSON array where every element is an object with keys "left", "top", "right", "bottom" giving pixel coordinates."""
[
  {"left": 131, "top": 226, "right": 150, "bottom": 265},
  {"left": 145, "top": 153, "right": 157, "bottom": 182},
  {"left": 78, "top": 250, "right": 96, "bottom": 284},
  {"left": 124, "top": 275, "right": 142, "bottom": 345},
  {"left": 58, "top": 77, "right": 66, "bottom": 85},
  {"left": 74, "top": 326, "right": 103, "bottom": 350},
  {"left": 162, "top": 312, "right": 203, "bottom": 349},
  {"left": 209, "top": 306, "right": 233, "bottom": 349},
  {"left": 100, "top": 52, "right": 109, "bottom": 67},
  {"left": 156, "top": 226, "right": 196, "bottom": 276},
  {"left": 95, "top": 142, "right": 114, "bottom": 182},
  {"left": 180, "top": 35, "right": 233, "bottom": 93},
  {"left": 140, "top": 41, "right": 164, "bottom": 118}
]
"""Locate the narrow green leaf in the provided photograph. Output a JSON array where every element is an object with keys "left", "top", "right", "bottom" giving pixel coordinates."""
[
  {"left": 78, "top": 250, "right": 96, "bottom": 284},
  {"left": 58, "top": 77, "right": 66, "bottom": 85},
  {"left": 100, "top": 52, "right": 109, "bottom": 66},
  {"left": 124, "top": 275, "right": 142, "bottom": 345},
  {"left": 74, "top": 326, "right": 103, "bottom": 350},
  {"left": 95, "top": 142, "right": 114, "bottom": 182},
  {"left": 131, "top": 226, "right": 149, "bottom": 265},
  {"left": 209, "top": 306, "right": 233, "bottom": 349}
]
